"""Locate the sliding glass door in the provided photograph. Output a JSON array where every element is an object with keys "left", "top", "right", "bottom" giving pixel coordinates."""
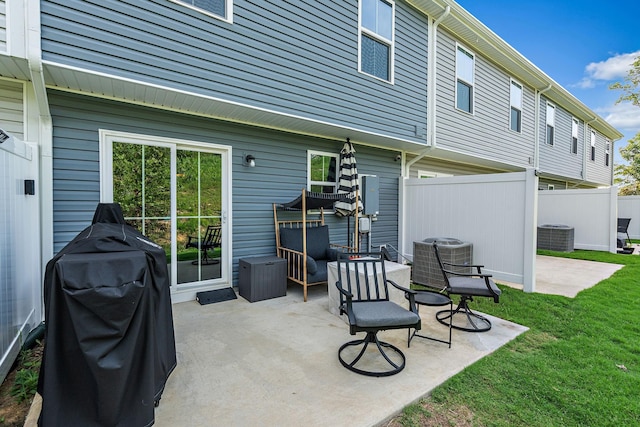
[{"left": 101, "top": 131, "right": 230, "bottom": 300}]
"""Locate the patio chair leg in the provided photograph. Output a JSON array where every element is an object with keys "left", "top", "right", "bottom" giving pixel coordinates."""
[
  {"left": 338, "top": 331, "right": 406, "bottom": 377},
  {"left": 436, "top": 297, "right": 491, "bottom": 333}
]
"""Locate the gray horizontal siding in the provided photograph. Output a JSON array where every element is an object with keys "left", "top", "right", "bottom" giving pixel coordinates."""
[
  {"left": 0, "top": 0, "right": 6, "bottom": 52},
  {"left": 0, "top": 79, "right": 24, "bottom": 138},
  {"left": 41, "top": 0, "right": 429, "bottom": 143},
  {"left": 586, "top": 129, "right": 612, "bottom": 185},
  {"left": 49, "top": 90, "right": 401, "bottom": 285},
  {"left": 407, "top": 156, "right": 502, "bottom": 178},
  {"left": 434, "top": 29, "right": 535, "bottom": 167},
  {"left": 538, "top": 98, "right": 584, "bottom": 180}
]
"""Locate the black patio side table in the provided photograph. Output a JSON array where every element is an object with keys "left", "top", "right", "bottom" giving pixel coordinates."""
[{"left": 406, "top": 290, "right": 453, "bottom": 348}]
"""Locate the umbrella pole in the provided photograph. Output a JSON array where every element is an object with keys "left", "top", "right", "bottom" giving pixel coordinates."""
[{"left": 355, "top": 189, "right": 359, "bottom": 252}]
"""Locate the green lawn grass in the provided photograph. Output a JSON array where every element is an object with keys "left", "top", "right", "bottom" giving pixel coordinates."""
[{"left": 397, "top": 250, "right": 640, "bottom": 426}]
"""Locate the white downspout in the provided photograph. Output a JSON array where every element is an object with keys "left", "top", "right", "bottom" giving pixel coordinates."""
[
  {"left": 534, "top": 84, "right": 552, "bottom": 172},
  {"left": 404, "top": 5, "right": 450, "bottom": 178},
  {"left": 399, "top": 5, "right": 450, "bottom": 265},
  {"left": 26, "top": 0, "right": 54, "bottom": 276}
]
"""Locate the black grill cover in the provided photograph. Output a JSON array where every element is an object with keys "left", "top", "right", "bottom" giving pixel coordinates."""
[{"left": 38, "top": 204, "right": 176, "bottom": 426}]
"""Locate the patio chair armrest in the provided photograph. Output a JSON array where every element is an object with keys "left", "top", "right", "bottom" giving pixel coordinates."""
[
  {"left": 483, "top": 276, "right": 501, "bottom": 301},
  {"left": 442, "top": 261, "right": 485, "bottom": 270},
  {"left": 443, "top": 268, "right": 492, "bottom": 279},
  {"left": 388, "top": 280, "right": 418, "bottom": 313},
  {"left": 387, "top": 279, "right": 413, "bottom": 295},
  {"left": 335, "top": 282, "right": 353, "bottom": 299},
  {"left": 277, "top": 246, "right": 304, "bottom": 257},
  {"left": 335, "top": 281, "right": 353, "bottom": 315},
  {"left": 185, "top": 235, "right": 199, "bottom": 248}
]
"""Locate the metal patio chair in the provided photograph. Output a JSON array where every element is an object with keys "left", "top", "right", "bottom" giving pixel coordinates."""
[
  {"left": 335, "top": 253, "right": 421, "bottom": 376},
  {"left": 432, "top": 243, "right": 501, "bottom": 332},
  {"left": 617, "top": 218, "right": 634, "bottom": 254},
  {"left": 186, "top": 225, "right": 222, "bottom": 264}
]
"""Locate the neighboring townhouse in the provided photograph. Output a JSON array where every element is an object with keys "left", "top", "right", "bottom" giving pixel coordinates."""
[{"left": 0, "top": 0, "right": 622, "bottom": 307}]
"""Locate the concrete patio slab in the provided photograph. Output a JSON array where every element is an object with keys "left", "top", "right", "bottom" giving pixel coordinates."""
[
  {"left": 153, "top": 284, "right": 527, "bottom": 427},
  {"left": 503, "top": 255, "right": 624, "bottom": 298},
  {"left": 26, "top": 255, "right": 624, "bottom": 426}
]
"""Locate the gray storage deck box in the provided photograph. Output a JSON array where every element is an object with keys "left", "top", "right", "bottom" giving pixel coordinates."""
[{"left": 239, "top": 256, "right": 287, "bottom": 302}]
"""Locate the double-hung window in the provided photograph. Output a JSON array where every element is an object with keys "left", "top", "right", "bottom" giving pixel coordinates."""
[
  {"left": 308, "top": 151, "right": 338, "bottom": 193},
  {"left": 605, "top": 140, "right": 610, "bottom": 166},
  {"left": 545, "top": 103, "right": 555, "bottom": 145},
  {"left": 359, "top": 0, "right": 394, "bottom": 82},
  {"left": 510, "top": 80, "right": 523, "bottom": 132},
  {"left": 456, "top": 45, "right": 475, "bottom": 113},
  {"left": 571, "top": 118, "right": 579, "bottom": 154},
  {"left": 590, "top": 130, "right": 596, "bottom": 161},
  {"left": 171, "top": 0, "right": 233, "bottom": 22}
]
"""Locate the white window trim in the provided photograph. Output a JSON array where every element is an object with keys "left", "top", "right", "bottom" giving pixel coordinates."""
[
  {"left": 605, "top": 139, "right": 610, "bottom": 166},
  {"left": 590, "top": 129, "right": 596, "bottom": 162},
  {"left": 571, "top": 117, "right": 579, "bottom": 155},
  {"left": 99, "top": 129, "right": 233, "bottom": 301},
  {"left": 509, "top": 79, "right": 523, "bottom": 133},
  {"left": 307, "top": 150, "right": 339, "bottom": 193},
  {"left": 455, "top": 43, "right": 475, "bottom": 115},
  {"left": 357, "top": 0, "right": 395, "bottom": 84},
  {"left": 169, "top": 0, "right": 233, "bottom": 24},
  {"left": 545, "top": 102, "right": 555, "bottom": 145}
]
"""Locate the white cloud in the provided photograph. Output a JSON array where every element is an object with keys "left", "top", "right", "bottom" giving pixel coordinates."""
[
  {"left": 596, "top": 102, "right": 640, "bottom": 132},
  {"left": 577, "top": 50, "right": 640, "bottom": 88}
]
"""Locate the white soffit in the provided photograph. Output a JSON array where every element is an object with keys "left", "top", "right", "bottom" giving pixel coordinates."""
[
  {"left": 0, "top": 54, "right": 31, "bottom": 80},
  {"left": 42, "top": 61, "right": 433, "bottom": 154}
]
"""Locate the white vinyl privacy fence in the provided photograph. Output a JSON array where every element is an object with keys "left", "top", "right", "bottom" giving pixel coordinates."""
[
  {"left": 538, "top": 187, "right": 617, "bottom": 252},
  {"left": 0, "top": 133, "right": 41, "bottom": 384},
  {"left": 618, "top": 196, "right": 640, "bottom": 239},
  {"left": 401, "top": 169, "right": 538, "bottom": 292}
]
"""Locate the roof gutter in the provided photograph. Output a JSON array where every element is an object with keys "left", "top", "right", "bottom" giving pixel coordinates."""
[
  {"left": 404, "top": 4, "right": 450, "bottom": 177},
  {"left": 534, "top": 84, "right": 552, "bottom": 171}
]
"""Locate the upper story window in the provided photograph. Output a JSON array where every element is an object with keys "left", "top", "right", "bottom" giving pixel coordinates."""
[
  {"left": 456, "top": 45, "right": 475, "bottom": 113},
  {"left": 359, "top": 0, "right": 395, "bottom": 82},
  {"left": 590, "top": 130, "right": 596, "bottom": 161},
  {"left": 308, "top": 151, "right": 338, "bottom": 193},
  {"left": 170, "top": 0, "right": 233, "bottom": 22},
  {"left": 545, "top": 103, "right": 555, "bottom": 145},
  {"left": 510, "top": 80, "right": 523, "bottom": 132},
  {"left": 605, "top": 140, "right": 610, "bottom": 166},
  {"left": 571, "top": 118, "right": 579, "bottom": 154}
]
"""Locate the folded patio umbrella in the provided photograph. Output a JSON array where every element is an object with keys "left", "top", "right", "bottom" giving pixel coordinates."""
[{"left": 334, "top": 139, "right": 363, "bottom": 249}]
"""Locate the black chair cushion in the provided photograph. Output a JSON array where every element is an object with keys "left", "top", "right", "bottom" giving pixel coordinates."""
[
  {"left": 279, "top": 225, "right": 330, "bottom": 260},
  {"left": 306, "top": 256, "right": 318, "bottom": 275},
  {"left": 448, "top": 276, "right": 502, "bottom": 298},
  {"left": 305, "top": 225, "right": 330, "bottom": 259},
  {"left": 352, "top": 301, "right": 420, "bottom": 328},
  {"left": 307, "top": 259, "right": 327, "bottom": 283}
]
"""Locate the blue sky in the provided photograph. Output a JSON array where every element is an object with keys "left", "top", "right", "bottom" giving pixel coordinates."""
[{"left": 455, "top": 0, "right": 640, "bottom": 165}]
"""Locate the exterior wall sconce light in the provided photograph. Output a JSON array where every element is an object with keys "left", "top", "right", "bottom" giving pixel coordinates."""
[{"left": 244, "top": 154, "right": 256, "bottom": 167}]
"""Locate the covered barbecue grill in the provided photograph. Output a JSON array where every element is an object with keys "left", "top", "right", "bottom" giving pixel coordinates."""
[{"left": 38, "top": 203, "right": 176, "bottom": 426}]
